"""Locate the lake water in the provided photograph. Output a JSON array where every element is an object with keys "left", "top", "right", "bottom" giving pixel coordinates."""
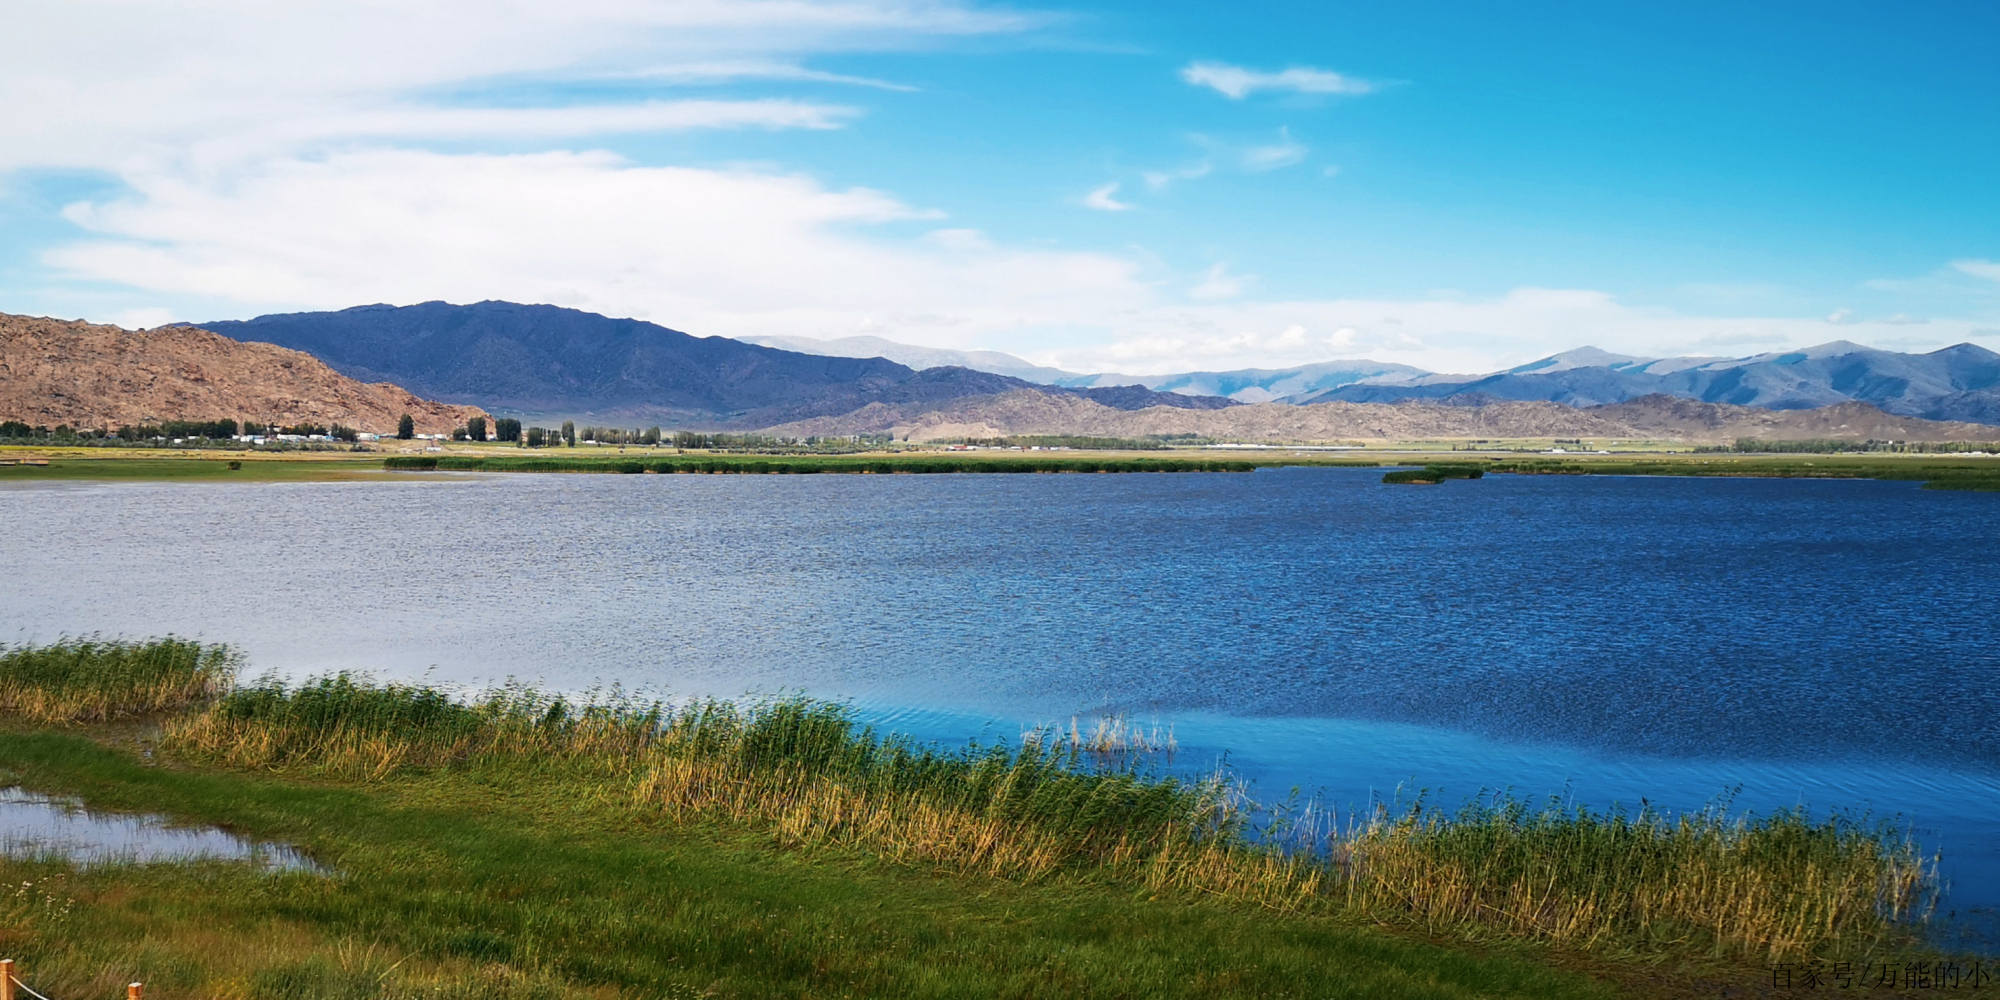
[
  {"left": 0, "top": 786, "right": 316, "bottom": 870},
  {"left": 2, "top": 467, "right": 1995, "bottom": 930}
]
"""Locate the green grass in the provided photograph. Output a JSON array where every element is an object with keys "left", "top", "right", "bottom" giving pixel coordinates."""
[{"left": 0, "top": 714, "right": 1616, "bottom": 999}]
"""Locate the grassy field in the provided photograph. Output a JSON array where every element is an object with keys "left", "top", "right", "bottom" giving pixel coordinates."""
[{"left": 1, "top": 640, "right": 1974, "bottom": 999}]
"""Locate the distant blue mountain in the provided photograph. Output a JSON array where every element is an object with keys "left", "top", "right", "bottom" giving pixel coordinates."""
[
  {"left": 194, "top": 301, "right": 1235, "bottom": 427},
  {"left": 1292, "top": 342, "right": 2000, "bottom": 424},
  {"left": 733, "top": 333, "right": 1431, "bottom": 402}
]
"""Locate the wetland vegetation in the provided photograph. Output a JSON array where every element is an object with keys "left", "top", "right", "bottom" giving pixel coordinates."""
[
  {"left": 381, "top": 454, "right": 1260, "bottom": 474},
  {"left": 0, "top": 639, "right": 1970, "bottom": 999}
]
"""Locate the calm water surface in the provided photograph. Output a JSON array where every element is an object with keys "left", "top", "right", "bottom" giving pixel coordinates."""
[
  {"left": 2, "top": 468, "right": 1995, "bottom": 919},
  {"left": 0, "top": 786, "right": 316, "bottom": 870}
]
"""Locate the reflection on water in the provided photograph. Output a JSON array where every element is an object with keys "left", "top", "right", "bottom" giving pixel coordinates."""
[
  {"left": 0, "top": 787, "right": 317, "bottom": 871},
  {"left": 0, "top": 468, "right": 1995, "bottom": 915}
]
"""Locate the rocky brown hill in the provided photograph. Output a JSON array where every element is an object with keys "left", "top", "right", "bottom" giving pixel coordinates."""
[
  {"left": 0, "top": 313, "right": 485, "bottom": 434},
  {"left": 761, "top": 389, "right": 2000, "bottom": 444}
]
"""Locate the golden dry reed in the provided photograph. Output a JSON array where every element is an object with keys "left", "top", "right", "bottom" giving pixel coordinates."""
[{"left": 0, "top": 637, "right": 234, "bottom": 722}]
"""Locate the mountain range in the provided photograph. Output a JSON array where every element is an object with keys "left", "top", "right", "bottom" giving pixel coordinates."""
[
  {"left": 184, "top": 301, "right": 2000, "bottom": 432},
  {"left": 746, "top": 333, "right": 2000, "bottom": 424},
  {"left": 1296, "top": 342, "right": 2000, "bottom": 424},
  {"left": 737, "top": 334, "right": 1426, "bottom": 402},
  {"left": 765, "top": 390, "right": 2000, "bottom": 446},
  {"left": 196, "top": 302, "right": 1232, "bottom": 429}
]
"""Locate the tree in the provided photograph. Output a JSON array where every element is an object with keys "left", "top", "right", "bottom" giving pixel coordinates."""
[
  {"left": 397, "top": 414, "right": 415, "bottom": 440},
  {"left": 643, "top": 426, "right": 661, "bottom": 445},
  {"left": 561, "top": 420, "right": 576, "bottom": 446},
  {"left": 495, "top": 418, "right": 521, "bottom": 443},
  {"left": 468, "top": 416, "right": 488, "bottom": 442}
]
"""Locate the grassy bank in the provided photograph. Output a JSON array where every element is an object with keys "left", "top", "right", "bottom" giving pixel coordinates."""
[
  {"left": 0, "top": 456, "right": 398, "bottom": 482},
  {"left": 0, "top": 640, "right": 1966, "bottom": 998}
]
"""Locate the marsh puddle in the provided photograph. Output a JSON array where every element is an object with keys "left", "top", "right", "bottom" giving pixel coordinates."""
[{"left": 0, "top": 787, "right": 318, "bottom": 871}]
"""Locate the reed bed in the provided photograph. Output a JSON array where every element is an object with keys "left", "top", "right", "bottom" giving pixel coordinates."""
[
  {"left": 1331, "top": 796, "right": 1935, "bottom": 957},
  {"left": 383, "top": 455, "right": 1257, "bottom": 474},
  {"left": 4, "top": 643, "right": 1944, "bottom": 961},
  {"left": 166, "top": 673, "right": 662, "bottom": 780},
  {"left": 0, "top": 637, "right": 235, "bottom": 722}
]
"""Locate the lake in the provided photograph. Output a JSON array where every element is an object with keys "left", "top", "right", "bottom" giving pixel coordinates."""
[{"left": 3, "top": 466, "right": 1996, "bottom": 930}]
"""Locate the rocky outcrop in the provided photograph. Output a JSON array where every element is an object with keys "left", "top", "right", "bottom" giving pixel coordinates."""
[{"left": 0, "top": 313, "right": 485, "bottom": 434}]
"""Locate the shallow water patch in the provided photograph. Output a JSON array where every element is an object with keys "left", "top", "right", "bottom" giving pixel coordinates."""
[{"left": 0, "top": 786, "right": 318, "bottom": 871}]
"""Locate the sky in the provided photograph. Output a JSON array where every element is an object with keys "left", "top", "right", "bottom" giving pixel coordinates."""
[{"left": 2, "top": 0, "right": 1997, "bottom": 376}]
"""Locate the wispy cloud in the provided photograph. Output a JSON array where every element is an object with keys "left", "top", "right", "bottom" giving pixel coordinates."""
[
  {"left": 1240, "top": 128, "right": 1306, "bottom": 172},
  {"left": 1188, "top": 262, "right": 1245, "bottom": 300},
  {"left": 1083, "top": 182, "right": 1132, "bottom": 211},
  {"left": 1953, "top": 259, "right": 2000, "bottom": 282},
  {"left": 1181, "top": 61, "right": 1376, "bottom": 100},
  {"left": 618, "top": 60, "right": 917, "bottom": 92},
  {"left": 1142, "top": 161, "right": 1212, "bottom": 191},
  {"left": 283, "top": 101, "right": 858, "bottom": 141},
  {"left": 0, "top": 0, "right": 1030, "bottom": 172}
]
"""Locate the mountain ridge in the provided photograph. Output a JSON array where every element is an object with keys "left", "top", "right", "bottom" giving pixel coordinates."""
[
  {"left": 726, "top": 331, "right": 2000, "bottom": 423},
  {"left": 194, "top": 301, "right": 1234, "bottom": 428}
]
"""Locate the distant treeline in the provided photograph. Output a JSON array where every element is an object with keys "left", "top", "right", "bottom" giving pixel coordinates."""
[
  {"left": 496, "top": 423, "right": 896, "bottom": 452},
  {"left": 1702, "top": 438, "right": 1997, "bottom": 454},
  {"left": 385, "top": 455, "right": 1257, "bottom": 475}
]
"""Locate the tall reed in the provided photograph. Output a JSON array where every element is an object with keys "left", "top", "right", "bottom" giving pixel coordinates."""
[
  {"left": 1331, "top": 795, "right": 1935, "bottom": 956},
  {"left": 135, "top": 669, "right": 1945, "bottom": 959},
  {"left": 0, "top": 637, "right": 235, "bottom": 722}
]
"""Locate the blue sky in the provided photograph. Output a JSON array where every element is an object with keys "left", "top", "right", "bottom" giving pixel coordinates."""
[{"left": 3, "top": 0, "right": 1996, "bottom": 374}]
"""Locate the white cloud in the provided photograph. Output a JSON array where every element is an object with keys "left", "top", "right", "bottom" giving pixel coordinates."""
[
  {"left": 1826, "top": 307, "right": 1855, "bottom": 324},
  {"left": 617, "top": 59, "right": 918, "bottom": 91},
  {"left": 1188, "top": 263, "right": 1245, "bottom": 301},
  {"left": 1954, "top": 259, "right": 2000, "bottom": 282},
  {"left": 1180, "top": 61, "right": 1376, "bottom": 100},
  {"left": 1142, "top": 161, "right": 1212, "bottom": 191},
  {"left": 39, "top": 154, "right": 2000, "bottom": 375},
  {"left": 1031, "top": 287, "right": 2000, "bottom": 376},
  {"left": 266, "top": 100, "right": 858, "bottom": 145},
  {"left": 1321, "top": 165, "right": 1341, "bottom": 178},
  {"left": 47, "top": 150, "right": 1151, "bottom": 346},
  {"left": 0, "top": 0, "right": 1029, "bottom": 171},
  {"left": 1083, "top": 182, "right": 1133, "bottom": 211},
  {"left": 923, "top": 228, "right": 992, "bottom": 250},
  {"left": 1240, "top": 128, "right": 1306, "bottom": 172}
]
